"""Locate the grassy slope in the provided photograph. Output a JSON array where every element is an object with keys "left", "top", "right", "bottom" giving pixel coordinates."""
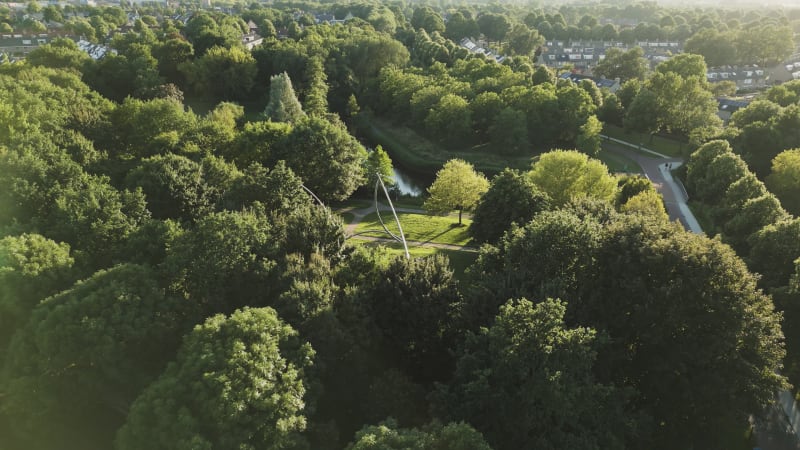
[
  {"left": 602, "top": 123, "right": 687, "bottom": 158},
  {"left": 349, "top": 240, "right": 478, "bottom": 281},
  {"left": 356, "top": 113, "right": 534, "bottom": 176}
]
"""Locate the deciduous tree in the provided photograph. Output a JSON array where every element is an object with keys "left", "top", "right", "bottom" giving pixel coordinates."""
[{"left": 424, "top": 159, "right": 489, "bottom": 225}]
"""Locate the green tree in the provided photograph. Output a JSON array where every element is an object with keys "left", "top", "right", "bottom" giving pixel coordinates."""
[
  {"left": 365, "top": 145, "right": 394, "bottom": 186},
  {"left": 0, "top": 234, "right": 74, "bottom": 348},
  {"left": 477, "top": 13, "right": 511, "bottom": 45},
  {"left": 116, "top": 307, "right": 314, "bottom": 450},
  {"left": 749, "top": 218, "right": 800, "bottom": 289},
  {"left": 347, "top": 419, "right": 491, "bottom": 450},
  {"left": 592, "top": 47, "right": 648, "bottom": 81},
  {"left": 411, "top": 7, "right": 445, "bottom": 33},
  {"left": 263, "top": 71, "right": 306, "bottom": 123},
  {"left": 425, "top": 94, "right": 472, "bottom": 147},
  {"left": 489, "top": 107, "right": 528, "bottom": 155},
  {"left": 2, "top": 264, "right": 192, "bottom": 449},
  {"left": 364, "top": 255, "right": 462, "bottom": 383},
  {"left": 436, "top": 298, "right": 628, "bottom": 450},
  {"left": 620, "top": 189, "right": 668, "bottom": 221},
  {"left": 183, "top": 45, "right": 257, "bottom": 102},
  {"left": 26, "top": 38, "right": 89, "bottom": 72},
  {"left": 684, "top": 29, "right": 737, "bottom": 68},
  {"left": 766, "top": 148, "right": 800, "bottom": 215},
  {"left": 576, "top": 115, "right": 603, "bottom": 156},
  {"left": 655, "top": 53, "right": 708, "bottom": 80},
  {"left": 504, "top": 24, "right": 542, "bottom": 57},
  {"left": 469, "top": 169, "right": 551, "bottom": 244},
  {"left": 125, "top": 154, "right": 240, "bottom": 221},
  {"left": 424, "top": 159, "right": 490, "bottom": 225},
  {"left": 528, "top": 150, "right": 618, "bottom": 207},
  {"left": 275, "top": 116, "right": 367, "bottom": 201},
  {"left": 444, "top": 11, "right": 479, "bottom": 41}
]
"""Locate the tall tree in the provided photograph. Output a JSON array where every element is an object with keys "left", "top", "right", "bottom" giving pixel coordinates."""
[
  {"left": 766, "top": 148, "right": 800, "bottom": 215},
  {"left": 469, "top": 169, "right": 551, "bottom": 244},
  {"left": 592, "top": 47, "right": 648, "bottom": 81},
  {"left": 1, "top": 264, "right": 193, "bottom": 449},
  {"left": 435, "top": 298, "right": 629, "bottom": 450},
  {"left": 423, "top": 159, "right": 489, "bottom": 225},
  {"left": 275, "top": 116, "right": 367, "bottom": 201},
  {"left": 347, "top": 419, "right": 491, "bottom": 450},
  {"left": 263, "top": 72, "right": 306, "bottom": 123},
  {"left": 528, "top": 150, "right": 617, "bottom": 207},
  {"left": 116, "top": 307, "right": 315, "bottom": 450}
]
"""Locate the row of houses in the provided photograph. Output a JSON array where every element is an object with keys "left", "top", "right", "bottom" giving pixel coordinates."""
[
  {"left": 459, "top": 37, "right": 505, "bottom": 63},
  {"left": 558, "top": 71, "right": 621, "bottom": 93},
  {"left": 540, "top": 40, "right": 682, "bottom": 70}
]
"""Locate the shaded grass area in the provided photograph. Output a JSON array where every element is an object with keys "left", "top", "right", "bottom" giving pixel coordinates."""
[
  {"left": 602, "top": 123, "right": 687, "bottom": 158},
  {"left": 354, "top": 211, "right": 473, "bottom": 246},
  {"left": 597, "top": 149, "right": 643, "bottom": 174},
  {"left": 349, "top": 240, "right": 479, "bottom": 281},
  {"left": 339, "top": 212, "right": 355, "bottom": 224},
  {"left": 355, "top": 113, "right": 533, "bottom": 177}
]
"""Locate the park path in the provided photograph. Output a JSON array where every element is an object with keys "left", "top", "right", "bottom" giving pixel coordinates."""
[
  {"left": 604, "top": 137, "right": 800, "bottom": 449},
  {"left": 336, "top": 203, "right": 479, "bottom": 252},
  {"left": 602, "top": 139, "right": 703, "bottom": 234}
]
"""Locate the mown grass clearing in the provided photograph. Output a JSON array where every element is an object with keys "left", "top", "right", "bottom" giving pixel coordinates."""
[
  {"left": 354, "top": 211, "right": 473, "bottom": 246},
  {"left": 602, "top": 123, "right": 687, "bottom": 158},
  {"left": 597, "top": 149, "right": 643, "bottom": 174}
]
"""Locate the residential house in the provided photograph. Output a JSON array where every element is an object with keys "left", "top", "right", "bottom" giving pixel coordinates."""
[
  {"left": 458, "top": 37, "right": 505, "bottom": 63},
  {"left": 540, "top": 40, "right": 681, "bottom": 71},
  {"left": 706, "top": 66, "right": 767, "bottom": 91},
  {"left": 717, "top": 97, "right": 750, "bottom": 122},
  {"left": 558, "top": 72, "right": 621, "bottom": 93},
  {"left": 241, "top": 32, "right": 263, "bottom": 50},
  {"left": 0, "top": 34, "right": 50, "bottom": 55}
]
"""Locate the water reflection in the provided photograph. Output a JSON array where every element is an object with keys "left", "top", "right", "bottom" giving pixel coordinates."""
[{"left": 392, "top": 167, "right": 425, "bottom": 197}]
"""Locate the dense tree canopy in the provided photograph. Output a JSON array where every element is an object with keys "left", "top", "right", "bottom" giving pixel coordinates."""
[{"left": 116, "top": 307, "right": 315, "bottom": 450}]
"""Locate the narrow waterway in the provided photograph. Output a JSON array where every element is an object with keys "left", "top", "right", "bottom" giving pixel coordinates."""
[{"left": 392, "top": 166, "right": 426, "bottom": 197}]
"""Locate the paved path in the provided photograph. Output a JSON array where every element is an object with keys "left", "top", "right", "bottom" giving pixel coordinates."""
[{"left": 603, "top": 141, "right": 703, "bottom": 234}]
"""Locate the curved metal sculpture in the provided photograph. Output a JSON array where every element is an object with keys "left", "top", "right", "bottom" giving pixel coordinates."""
[
  {"left": 302, "top": 177, "right": 409, "bottom": 259},
  {"left": 372, "top": 174, "right": 410, "bottom": 259}
]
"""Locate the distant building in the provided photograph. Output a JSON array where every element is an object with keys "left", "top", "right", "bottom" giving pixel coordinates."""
[
  {"left": 706, "top": 66, "right": 767, "bottom": 91},
  {"left": 540, "top": 40, "right": 681, "bottom": 71},
  {"left": 241, "top": 33, "right": 263, "bottom": 50},
  {"left": 0, "top": 33, "right": 50, "bottom": 55},
  {"left": 459, "top": 37, "right": 505, "bottom": 63},
  {"left": 77, "top": 39, "right": 114, "bottom": 59},
  {"left": 717, "top": 97, "right": 750, "bottom": 122},
  {"left": 558, "top": 72, "right": 621, "bottom": 93}
]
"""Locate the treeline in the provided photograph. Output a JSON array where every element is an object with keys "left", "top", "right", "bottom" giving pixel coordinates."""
[
  {"left": 369, "top": 58, "right": 601, "bottom": 155},
  {"left": 681, "top": 81, "right": 800, "bottom": 389},
  {"left": 0, "top": 2, "right": 793, "bottom": 449}
]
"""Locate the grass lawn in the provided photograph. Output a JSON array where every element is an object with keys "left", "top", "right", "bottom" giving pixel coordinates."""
[
  {"left": 348, "top": 240, "right": 479, "bottom": 280},
  {"left": 353, "top": 211, "right": 473, "bottom": 246},
  {"left": 356, "top": 113, "right": 534, "bottom": 176},
  {"left": 602, "top": 123, "right": 688, "bottom": 158},
  {"left": 597, "top": 149, "right": 643, "bottom": 174},
  {"left": 339, "top": 212, "right": 356, "bottom": 224}
]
